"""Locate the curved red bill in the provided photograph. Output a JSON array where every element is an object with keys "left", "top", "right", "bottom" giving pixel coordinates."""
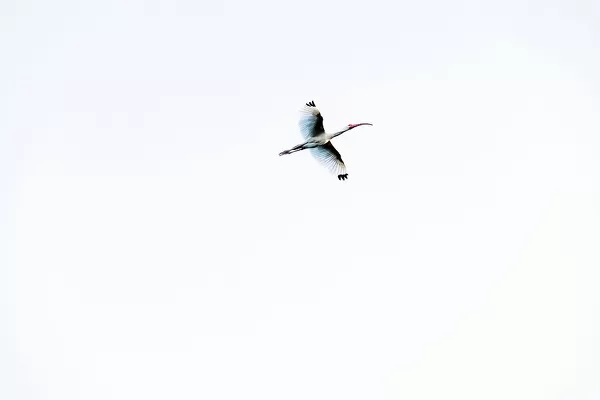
[{"left": 349, "top": 123, "right": 373, "bottom": 129}]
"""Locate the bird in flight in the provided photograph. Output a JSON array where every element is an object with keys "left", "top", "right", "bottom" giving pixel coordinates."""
[{"left": 279, "top": 101, "right": 372, "bottom": 180}]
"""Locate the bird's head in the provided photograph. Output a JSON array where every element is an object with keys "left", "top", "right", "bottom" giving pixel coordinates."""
[{"left": 347, "top": 123, "right": 373, "bottom": 130}]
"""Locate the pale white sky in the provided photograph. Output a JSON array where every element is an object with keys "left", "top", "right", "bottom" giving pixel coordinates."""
[{"left": 2, "top": 0, "right": 600, "bottom": 399}]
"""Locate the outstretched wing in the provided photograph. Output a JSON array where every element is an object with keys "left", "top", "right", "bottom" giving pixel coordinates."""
[
  {"left": 310, "top": 142, "right": 349, "bottom": 181},
  {"left": 298, "top": 100, "right": 325, "bottom": 140}
]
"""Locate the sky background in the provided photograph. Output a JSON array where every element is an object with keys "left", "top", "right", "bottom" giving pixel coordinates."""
[{"left": 2, "top": 0, "right": 600, "bottom": 399}]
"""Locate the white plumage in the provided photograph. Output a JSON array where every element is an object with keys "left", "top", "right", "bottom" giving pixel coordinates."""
[
  {"left": 279, "top": 101, "right": 373, "bottom": 181},
  {"left": 298, "top": 103, "right": 325, "bottom": 141}
]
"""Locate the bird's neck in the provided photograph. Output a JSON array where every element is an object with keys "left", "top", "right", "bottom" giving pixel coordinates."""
[{"left": 328, "top": 127, "right": 350, "bottom": 140}]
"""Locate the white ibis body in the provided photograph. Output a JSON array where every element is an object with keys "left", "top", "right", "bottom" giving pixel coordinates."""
[{"left": 279, "top": 101, "right": 372, "bottom": 180}]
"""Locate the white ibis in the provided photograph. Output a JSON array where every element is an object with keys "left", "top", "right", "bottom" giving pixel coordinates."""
[{"left": 279, "top": 101, "right": 373, "bottom": 181}]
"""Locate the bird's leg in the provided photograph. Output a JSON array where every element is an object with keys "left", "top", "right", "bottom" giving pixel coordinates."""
[{"left": 279, "top": 142, "right": 308, "bottom": 156}]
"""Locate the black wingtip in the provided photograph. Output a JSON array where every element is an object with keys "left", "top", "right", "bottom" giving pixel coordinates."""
[
  {"left": 306, "top": 100, "right": 316, "bottom": 107},
  {"left": 338, "top": 174, "right": 348, "bottom": 181}
]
